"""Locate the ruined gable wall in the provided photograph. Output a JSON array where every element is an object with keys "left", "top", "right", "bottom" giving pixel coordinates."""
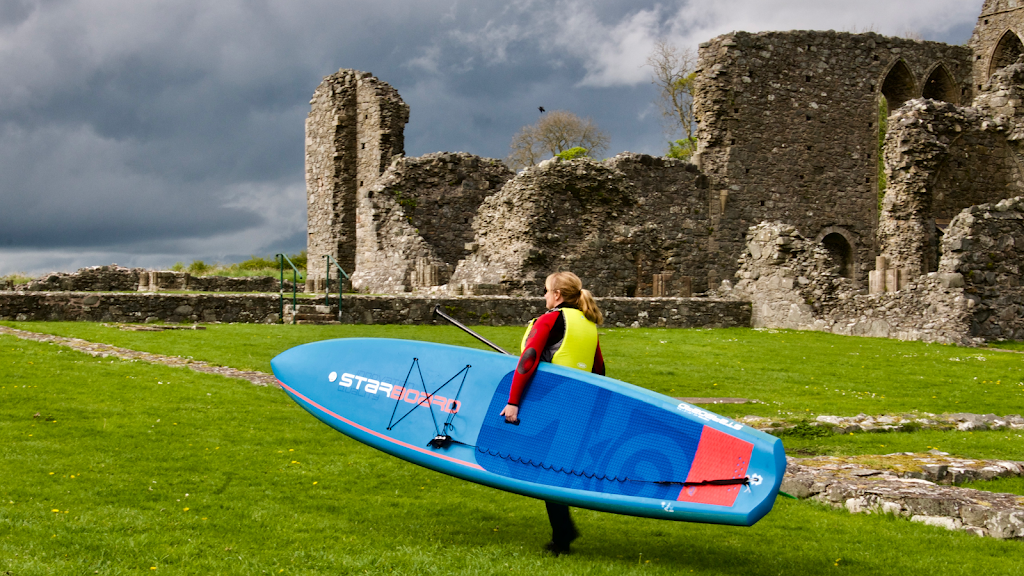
[
  {"left": 450, "top": 153, "right": 711, "bottom": 297},
  {"left": 969, "top": 1, "right": 1024, "bottom": 90},
  {"left": 350, "top": 152, "right": 513, "bottom": 293},
  {"left": 696, "top": 31, "right": 972, "bottom": 288},
  {"left": 305, "top": 70, "right": 408, "bottom": 289}
]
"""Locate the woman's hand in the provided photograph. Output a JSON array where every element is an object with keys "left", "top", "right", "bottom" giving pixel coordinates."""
[{"left": 499, "top": 404, "right": 520, "bottom": 424}]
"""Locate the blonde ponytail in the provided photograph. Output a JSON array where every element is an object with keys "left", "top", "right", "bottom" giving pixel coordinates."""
[
  {"left": 577, "top": 288, "right": 604, "bottom": 325},
  {"left": 546, "top": 271, "right": 604, "bottom": 325}
]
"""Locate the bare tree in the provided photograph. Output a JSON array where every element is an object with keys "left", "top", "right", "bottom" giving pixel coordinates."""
[
  {"left": 646, "top": 40, "right": 698, "bottom": 158},
  {"left": 506, "top": 110, "right": 610, "bottom": 170}
]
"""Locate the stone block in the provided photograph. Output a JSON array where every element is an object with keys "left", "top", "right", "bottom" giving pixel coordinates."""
[
  {"left": 937, "top": 273, "right": 965, "bottom": 288},
  {"left": 985, "top": 510, "right": 1024, "bottom": 539},
  {"left": 868, "top": 270, "right": 885, "bottom": 294},
  {"left": 885, "top": 269, "right": 902, "bottom": 293},
  {"left": 910, "top": 515, "right": 962, "bottom": 531},
  {"left": 904, "top": 497, "right": 959, "bottom": 517}
]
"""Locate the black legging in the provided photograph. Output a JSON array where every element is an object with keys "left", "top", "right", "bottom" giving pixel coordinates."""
[{"left": 545, "top": 501, "right": 578, "bottom": 547}]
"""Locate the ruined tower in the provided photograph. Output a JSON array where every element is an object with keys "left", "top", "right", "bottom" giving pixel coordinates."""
[{"left": 304, "top": 69, "right": 408, "bottom": 291}]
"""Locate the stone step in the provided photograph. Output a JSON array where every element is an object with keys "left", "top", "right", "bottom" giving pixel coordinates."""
[
  {"left": 285, "top": 304, "right": 334, "bottom": 314},
  {"left": 291, "top": 313, "right": 339, "bottom": 321}
]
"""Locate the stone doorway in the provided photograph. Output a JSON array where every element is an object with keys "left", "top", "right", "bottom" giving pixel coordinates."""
[{"left": 821, "top": 232, "right": 855, "bottom": 278}]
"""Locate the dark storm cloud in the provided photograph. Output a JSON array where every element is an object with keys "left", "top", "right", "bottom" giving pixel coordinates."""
[{"left": 0, "top": 0, "right": 987, "bottom": 275}]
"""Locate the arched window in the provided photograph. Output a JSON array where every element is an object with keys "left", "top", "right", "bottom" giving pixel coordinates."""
[
  {"left": 881, "top": 60, "right": 918, "bottom": 110},
  {"left": 821, "top": 233, "right": 854, "bottom": 278},
  {"left": 988, "top": 30, "right": 1024, "bottom": 80},
  {"left": 922, "top": 65, "right": 959, "bottom": 104}
]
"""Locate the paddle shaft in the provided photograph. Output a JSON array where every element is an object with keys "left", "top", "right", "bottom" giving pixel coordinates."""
[{"left": 433, "top": 306, "right": 512, "bottom": 356}]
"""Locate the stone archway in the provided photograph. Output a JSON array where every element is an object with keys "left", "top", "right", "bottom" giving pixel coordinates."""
[
  {"left": 988, "top": 29, "right": 1024, "bottom": 81},
  {"left": 882, "top": 60, "right": 919, "bottom": 109},
  {"left": 922, "top": 64, "right": 959, "bottom": 104},
  {"left": 816, "top": 227, "right": 856, "bottom": 278}
]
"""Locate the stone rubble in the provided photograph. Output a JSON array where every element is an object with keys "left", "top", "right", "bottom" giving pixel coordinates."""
[
  {"left": 724, "top": 207, "right": 1024, "bottom": 344},
  {"left": 739, "top": 412, "right": 1024, "bottom": 435},
  {"left": 784, "top": 453, "right": 1024, "bottom": 539}
]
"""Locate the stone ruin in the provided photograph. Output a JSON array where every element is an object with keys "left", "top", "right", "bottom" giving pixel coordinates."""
[
  {"left": 301, "top": 1, "right": 1024, "bottom": 342},
  {"left": 9, "top": 265, "right": 300, "bottom": 294},
  {"left": 726, "top": 194, "right": 1024, "bottom": 344}
]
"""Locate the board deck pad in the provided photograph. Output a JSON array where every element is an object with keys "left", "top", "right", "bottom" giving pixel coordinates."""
[
  {"left": 477, "top": 371, "right": 709, "bottom": 501},
  {"left": 272, "top": 338, "right": 786, "bottom": 526}
]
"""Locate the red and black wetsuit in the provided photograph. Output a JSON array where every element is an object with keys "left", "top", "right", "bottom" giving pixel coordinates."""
[{"left": 508, "top": 303, "right": 605, "bottom": 407}]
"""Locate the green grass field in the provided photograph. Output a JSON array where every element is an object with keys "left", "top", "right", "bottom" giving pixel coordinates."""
[
  {"left": 6, "top": 321, "right": 1023, "bottom": 420},
  {"left": 2, "top": 322, "right": 1023, "bottom": 574}
]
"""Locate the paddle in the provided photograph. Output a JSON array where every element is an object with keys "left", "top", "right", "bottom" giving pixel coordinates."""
[{"left": 432, "top": 305, "right": 511, "bottom": 355}]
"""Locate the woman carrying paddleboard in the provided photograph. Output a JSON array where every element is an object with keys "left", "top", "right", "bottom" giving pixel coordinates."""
[{"left": 499, "top": 271, "right": 605, "bottom": 556}]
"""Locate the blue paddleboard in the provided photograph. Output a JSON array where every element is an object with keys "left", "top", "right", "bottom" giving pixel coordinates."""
[{"left": 271, "top": 338, "right": 786, "bottom": 525}]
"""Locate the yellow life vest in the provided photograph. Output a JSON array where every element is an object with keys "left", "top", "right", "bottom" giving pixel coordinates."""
[{"left": 521, "top": 307, "right": 598, "bottom": 373}]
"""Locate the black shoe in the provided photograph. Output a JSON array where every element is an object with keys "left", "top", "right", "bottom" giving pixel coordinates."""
[{"left": 545, "top": 540, "right": 574, "bottom": 557}]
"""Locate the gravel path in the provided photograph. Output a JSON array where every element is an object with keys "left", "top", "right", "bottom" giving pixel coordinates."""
[{"left": 0, "top": 324, "right": 279, "bottom": 387}]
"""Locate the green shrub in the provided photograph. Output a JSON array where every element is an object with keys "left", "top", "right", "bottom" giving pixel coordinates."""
[
  {"left": 286, "top": 250, "right": 307, "bottom": 270},
  {"left": 170, "top": 262, "right": 185, "bottom": 272},
  {"left": 667, "top": 138, "right": 697, "bottom": 160},
  {"left": 1, "top": 273, "right": 33, "bottom": 285},
  {"left": 237, "top": 255, "right": 278, "bottom": 270},
  {"left": 187, "top": 260, "right": 212, "bottom": 275},
  {"left": 556, "top": 147, "right": 589, "bottom": 161}
]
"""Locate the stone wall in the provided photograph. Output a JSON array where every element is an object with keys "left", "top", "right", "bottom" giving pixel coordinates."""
[
  {"left": 0, "top": 292, "right": 283, "bottom": 324},
  {"left": 727, "top": 206, "right": 1024, "bottom": 345},
  {"left": 19, "top": 265, "right": 142, "bottom": 292},
  {"left": 727, "top": 221, "right": 973, "bottom": 344},
  {"left": 13, "top": 266, "right": 300, "bottom": 294},
  {"left": 968, "top": 1, "right": 1024, "bottom": 91},
  {"left": 305, "top": 69, "right": 408, "bottom": 289},
  {"left": 186, "top": 275, "right": 301, "bottom": 293},
  {"left": 450, "top": 153, "right": 711, "bottom": 297},
  {"left": 0, "top": 292, "right": 750, "bottom": 329},
  {"left": 695, "top": 31, "right": 973, "bottom": 286},
  {"left": 351, "top": 152, "right": 513, "bottom": 293}
]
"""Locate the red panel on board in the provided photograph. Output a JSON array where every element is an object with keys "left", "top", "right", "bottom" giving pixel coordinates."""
[{"left": 676, "top": 426, "right": 753, "bottom": 507}]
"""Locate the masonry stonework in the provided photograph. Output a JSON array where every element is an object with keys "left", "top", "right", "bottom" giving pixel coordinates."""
[
  {"left": 695, "top": 31, "right": 972, "bottom": 286},
  {"left": 0, "top": 292, "right": 750, "bottom": 330},
  {"left": 292, "top": 3, "right": 1024, "bottom": 342},
  {"left": 450, "top": 153, "right": 711, "bottom": 297},
  {"left": 351, "top": 152, "right": 514, "bottom": 293},
  {"left": 728, "top": 196, "right": 1024, "bottom": 344},
  {"left": 305, "top": 70, "right": 408, "bottom": 290},
  {"left": 969, "top": 1, "right": 1024, "bottom": 92}
]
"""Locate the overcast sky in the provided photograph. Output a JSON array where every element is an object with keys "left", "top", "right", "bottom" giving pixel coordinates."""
[{"left": 0, "top": 0, "right": 985, "bottom": 277}]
